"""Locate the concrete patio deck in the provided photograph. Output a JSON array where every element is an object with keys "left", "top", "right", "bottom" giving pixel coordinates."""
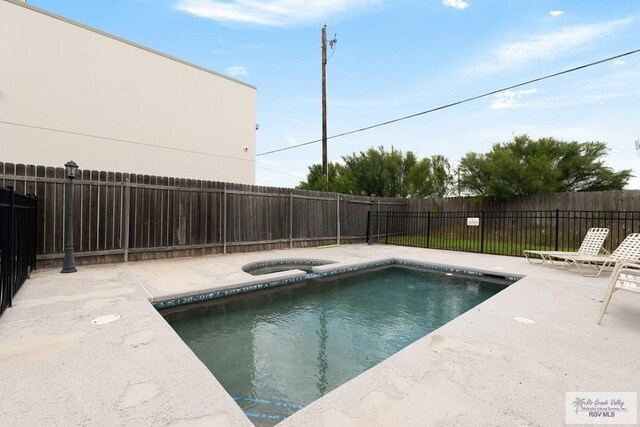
[{"left": 1, "top": 244, "right": 638, "bottom": 426}]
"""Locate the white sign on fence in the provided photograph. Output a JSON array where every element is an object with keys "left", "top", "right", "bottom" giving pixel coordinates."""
[{"left": 467, "top": 217, "right": 480, "bottom": 226}]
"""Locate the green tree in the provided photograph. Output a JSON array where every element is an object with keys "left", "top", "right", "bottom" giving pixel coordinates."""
[
  {"left": 297, "top": 162, "right": 351, "bottom": 193},
  {"left": 458, "top": 135, "right": 632, "bottom": 199},
  {"left": 342, "top": 146, "right": 406, "bottom": 197},
  {"left": 297, "top": 147, "right": 453, "bottom": 197},
  {"left": 404, "top": 154, "right": 453, "bottom": 197}
]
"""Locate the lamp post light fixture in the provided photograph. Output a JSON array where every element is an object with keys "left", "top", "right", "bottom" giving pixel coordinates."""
[{"left": 61, "top": 160, "right": 79, "bottom": 273}]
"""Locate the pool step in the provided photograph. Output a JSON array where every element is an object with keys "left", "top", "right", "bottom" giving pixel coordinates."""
[{"left": 233, "top": 396, "right": 301, "bottom": 425}]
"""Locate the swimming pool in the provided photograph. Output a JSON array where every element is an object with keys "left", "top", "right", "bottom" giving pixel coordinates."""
[{"left": 163, "top": 266, "right": 510, "bottom": 425}]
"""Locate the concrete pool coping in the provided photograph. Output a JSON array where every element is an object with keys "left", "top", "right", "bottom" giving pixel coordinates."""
[
  {"left": 1, "top": 244, "right": 639, "bottom": 426},
  {"left": 152, "top": 257, "right": 521, "bottom": 310}
]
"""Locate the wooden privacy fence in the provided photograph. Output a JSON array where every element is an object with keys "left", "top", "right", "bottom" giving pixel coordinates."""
[
  {"left": 0, "top": 162, "right": 407, "bottom": 266},
  {"left": 6, "top": 160, "right": 640, "bottom": 268},
  {"left": 409, "top": 190, "right": 640, "bottom": 212}
]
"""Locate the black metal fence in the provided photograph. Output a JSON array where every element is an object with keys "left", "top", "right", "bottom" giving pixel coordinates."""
[
  {"left": 367, "top": 210, "right": 640, "bottom": 257},
  {"left": 1, "top": 186, "right": 38, "bottom": 316}
]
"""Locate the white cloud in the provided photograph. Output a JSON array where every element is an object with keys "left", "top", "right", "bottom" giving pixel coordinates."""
[
  {"left": 580, "top": 93, "right": 626, "bottom": 103},
  {"left": 442, "top": 0, "right": 468, "bottom": 10},
  {"left": 549, "top": 10, "right": 564, "bottom": 17},
  {"left": 227, "top": 66, "right": 248, "bottom": 76},
  {"left": 490, "top": 88, "right": 538, "bottom": 110},
  {"left": 613, "top": 59, "right": 625, "bottom": 66},
  {"left": 286, "top": 117, "right": 306, "bottom": 125},
  {"left": 477, "top": 17, "right": 633, "bottom": 74},
  {"left": 175, "top": 0, "right": 378, "bottom": 26}
]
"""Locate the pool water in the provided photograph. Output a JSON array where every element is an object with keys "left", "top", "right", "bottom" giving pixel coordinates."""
[{"left": 163, "top": 266, "right": 508, "bottom": 425}]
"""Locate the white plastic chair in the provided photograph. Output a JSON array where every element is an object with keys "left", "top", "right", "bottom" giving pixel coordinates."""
[
  {"left": 598, "top": 261, "right": 640, "bottom": 324},
  {"left": 523, "top": 228, "right": 609, "bottom": 265},
  {"left": 553, "top": 233, "right": 640, "bottom": 277}
]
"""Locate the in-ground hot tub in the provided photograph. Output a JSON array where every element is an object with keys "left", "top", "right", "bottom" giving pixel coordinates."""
[{"left": 242, "top": 259, "right": 335, "bottom": 276}]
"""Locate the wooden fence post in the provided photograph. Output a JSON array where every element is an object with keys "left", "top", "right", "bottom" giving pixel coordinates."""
[
  {"left": 336, "top": 194, "right": 341, "bottom": 245},
  {"left": 223, "top": 183, "right": 227, "bottom": 254},
  {"left": 366, "top": 210, "right": 372, "bottom": 245},
  {"left": 289, "top": 191, "right": 293, "bottom": 249},
  {"left": 376, "top": 199, "right": 380, "bottom": 241},
  {"left": 122, "top": 178, "right": 130, "bottom": 262}
]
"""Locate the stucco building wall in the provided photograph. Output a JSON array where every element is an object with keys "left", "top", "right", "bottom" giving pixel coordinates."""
[{"left": 0, "top": 0, "right": 256, "bottom": 184}]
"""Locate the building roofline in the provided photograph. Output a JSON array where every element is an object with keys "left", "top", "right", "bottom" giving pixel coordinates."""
[{"left": 3, "top": 0, "right": 257, "bottom": 90}]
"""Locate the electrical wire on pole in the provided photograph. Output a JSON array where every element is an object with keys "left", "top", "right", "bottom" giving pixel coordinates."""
[{"left": 260, "top": 46, "right": 640, "bottom": 157}]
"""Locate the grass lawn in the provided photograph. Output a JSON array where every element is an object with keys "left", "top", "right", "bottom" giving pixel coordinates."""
[{"left": 386, "top": 235, "right": 576, "bottom": 257}]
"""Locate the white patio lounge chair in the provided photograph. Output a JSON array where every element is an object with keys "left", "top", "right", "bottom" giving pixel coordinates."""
[
  {"left": 597, "top": 261, "right": 640, "bottom": 324},
  {"left": 523, "top": 227, "right": 609, "bottom": 265},
  {"left": 552, "top": 233, "right": 640, "bottom": 277}
]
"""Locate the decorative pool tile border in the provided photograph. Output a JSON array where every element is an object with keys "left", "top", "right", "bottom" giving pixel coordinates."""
[
  {"left": 152, "top": 275, "right": 307, "bottom": 310},
  {"left": 153, "top": 258, "right": 523, "bottom": 310},
  {"left": 394, "top": 258, "right": 523, "bottom": 282}
]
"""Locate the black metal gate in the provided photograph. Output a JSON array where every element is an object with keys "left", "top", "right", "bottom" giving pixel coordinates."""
[{"left": 1, "top": 186, "right": 38, "bottom": 316}]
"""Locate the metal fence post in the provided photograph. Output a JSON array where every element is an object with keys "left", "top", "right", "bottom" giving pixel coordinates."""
[
  {"left": 7, "top": 186, "right": 15, "bottom": 308},
  {"left": 123, "top": 178, "right": 130, "bottom": 262},
  {"left": 385, "top": 211, "right": 390, "bottom": 245},
  {"left": 480, "top": 210, "right": 485, "bottom": 253},
  {"left": 366, "top": 210, "right": 372, "bottom": 245},
  {"left": 426, "top": 211, "right": 431, "bottom": 248},
  {"left": 554, "top": 208, "right": 560, "bottom": 251},
  {"left": 30, "top": 194, "right": 38, "bottom": 274}
]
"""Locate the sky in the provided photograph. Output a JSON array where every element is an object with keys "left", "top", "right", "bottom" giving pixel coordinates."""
[{"left": 28, "top": 0, "right": 640, "bottom": 189}]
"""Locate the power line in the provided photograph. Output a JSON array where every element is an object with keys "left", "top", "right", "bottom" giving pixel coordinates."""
[
  {"left": 0, "top": 118, "right": 255, "bottom": 163},
  {"left": 256, "top": 165, "right": 305, "bottom": 179},
  {"left": 257, "top": 47, "right": 640, "bottom": 157},
  {"left": 0, "top": 118, "right": 304, "bottom": 179}
]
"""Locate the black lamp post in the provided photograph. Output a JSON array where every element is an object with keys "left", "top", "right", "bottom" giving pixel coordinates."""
[{"left": 61, "top": 160, "right": 79, "bottom": 273}]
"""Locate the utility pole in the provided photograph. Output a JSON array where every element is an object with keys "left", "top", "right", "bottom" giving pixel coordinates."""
[
  {"left": 321, "top": 25, "right": 328, "bottom": 178},
  {"left": 321, "top": 25, "right": 337, "bottom": 180}
]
